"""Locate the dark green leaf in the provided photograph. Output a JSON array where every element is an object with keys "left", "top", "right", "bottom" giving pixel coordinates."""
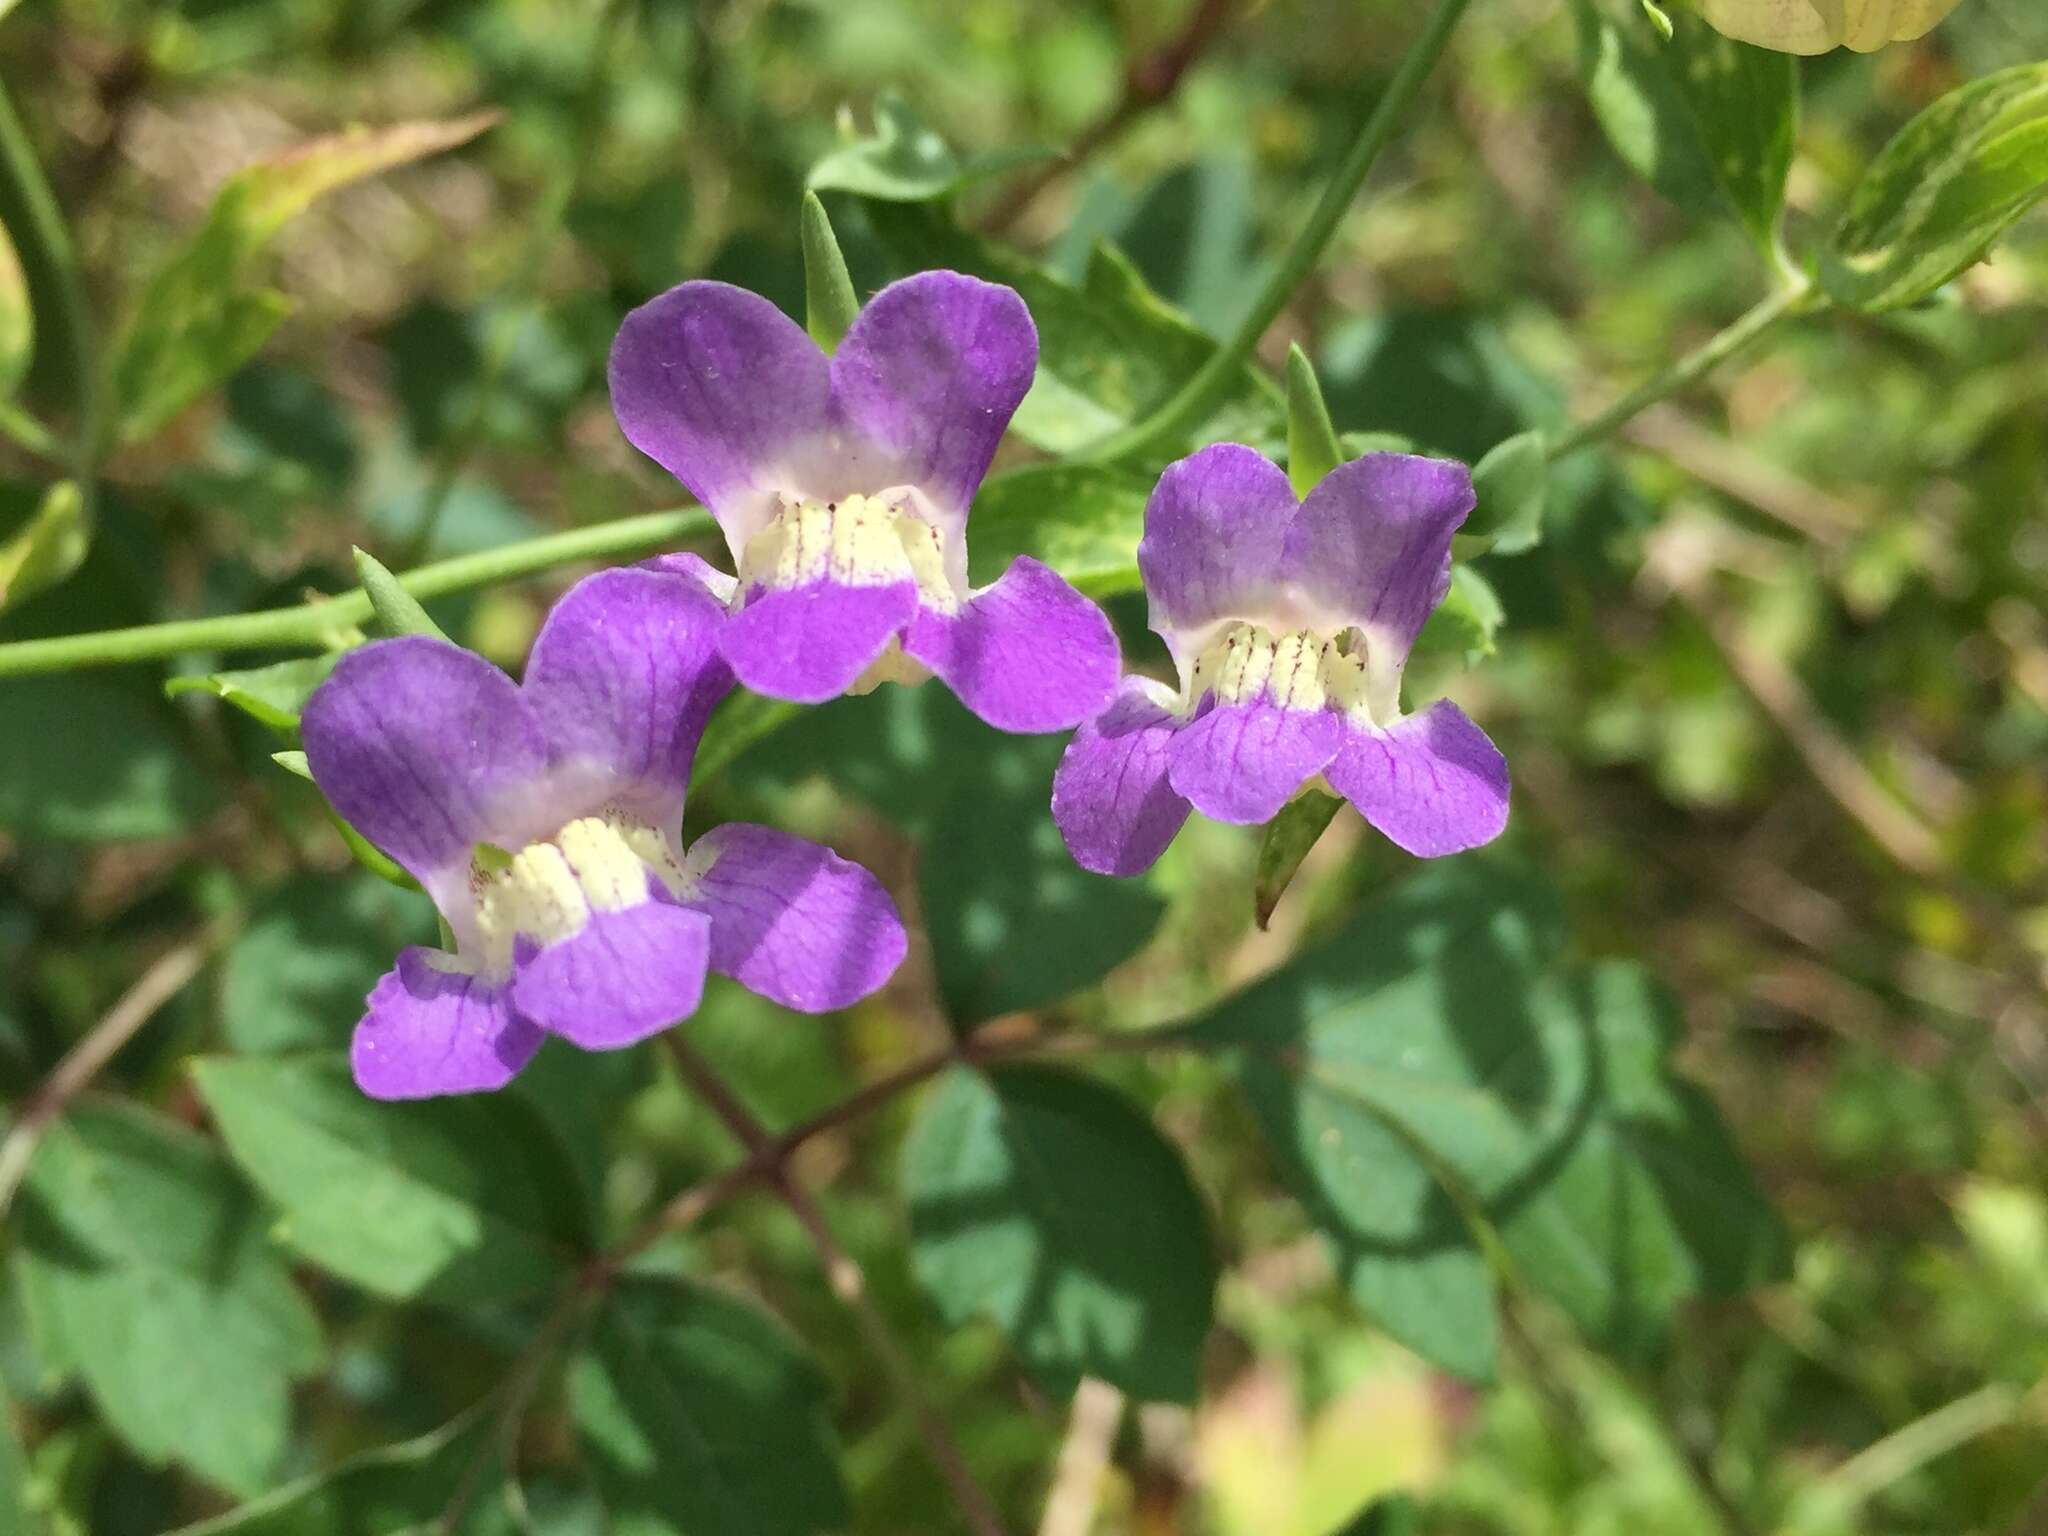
[
  {"left": 218, "top": 875, "right": 433, "bottom": 1053},
  {"left": 1331, "top": 1492, "right": 1423, "bottom": 1536},
  {"left": 1494, "top": 962, "right": 1788, "bottom": 1358},
  {"left": 1413, "top": 564, "right": 1506, "bottom": 669},
  {"left": 807, "top": 92, "right": 1048, "bottom": 203},
  {"left": 115, "top": 114, "right": 498, "bottom": 442},
  {"left": 743, "top": 686, "right": 1165, "bottom": 1025},
  {"left": 0, "top": 675, "right": 218, "bottom": 840},
  {"left": 570, "top": 1277, "right": 848, "bottom": 1536},
  {"left": 903, "top": 1065, "right": 1217, "bottom": 1402},
  {"left": 1822, "top": 63, "right": 2048, "bottom": 312},
  {"left": 1254, "top": 790, "right": 1344, "bottom": 930},
  {"left": 963, "top": 462, "right": 1151, "bottom": 596},
  {"left": 693, "top": 690, "right": 801, "bottom": 787},
  {"left": 165, "top": 1410, "right": 492, "bottom": 1536},
  {"left": 167, "top": 653, "right": 342, "bottom": 733},
  {"left": 13, "top": 1104, "right": 323, "bottom": 1496},
  {"left": 192, "top": 1054, "right": 591, "bottom": 1304},
  {"left": 1574, "top": 0, "right": 1797, "bottom": 254},
  {"left": 0, "top": 1378, "right": 30, "bottom": 1535},
  {"left": 864, "top": 205, "right": 1282, "bottom": 457}
]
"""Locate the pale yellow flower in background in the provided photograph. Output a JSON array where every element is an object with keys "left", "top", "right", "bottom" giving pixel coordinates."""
[{"left": 1697, "top": 0, "right": 1966, "bottom": 53}]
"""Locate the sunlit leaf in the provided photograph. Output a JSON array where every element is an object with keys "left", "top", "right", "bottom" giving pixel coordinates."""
[
  {"left": 13, "top": 1105, "right": 324, "bottom": 1496},
  {"left": 808, "top": 92, "right": 1049, "bottom": 202},
  {"left": 1822, "top": 63, "right": 2048, "bottom": 311},
  {"left": 192, "top": 1054, "right": 591, "bottom": 1305},
  {"left": 964, "top": 462, "right": 1151, "bottom": 596},
  {"left": 0, "top": 479, "right": 85, "bottom": 612},
  {"left": 166, "top": 652, "right": 341, "bottom": 733},
  {"left": 0, "top": 213, "right": 30, "bottom": 399},
  {"left": 903, "top": 1065, "right": 1217, "bottom": 1402}
]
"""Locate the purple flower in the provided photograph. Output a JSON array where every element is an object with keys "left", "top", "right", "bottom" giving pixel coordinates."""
[
  {"left": 1052, "top": 444, "right": 1511, "bottom": 877},
  {"left": 301, "top": 566, "right": 907, "bottom": 1101},
  {"left": 608, "top": 270, "right": 1120, "bottom": 732}
]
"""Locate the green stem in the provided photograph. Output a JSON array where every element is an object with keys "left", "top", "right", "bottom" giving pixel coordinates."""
[
  {"left": 0, "top": 77, "right": 102, "bottom": 467},
  {"left": 0, "top": 506, "right": 711, "bottom": 677},
  {"left": 1545, "top": 280, "right": 1820, "bottom": 463},
  {"left": 1081, "top": 0, "right": 1475, "bottom": 465}
]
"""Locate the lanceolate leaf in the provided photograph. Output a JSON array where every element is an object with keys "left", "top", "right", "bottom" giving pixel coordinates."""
[
  {"left": 193, "top": 1053, "right": 591, "bottom": 1305},
  {"left": 963, "top": 462, "right": 1151, "bottom": 597},
  {"left": 115, "top": 113, "right": 499, "bottom": 442},
  {"left": 0, "top": 213, "right": 31, "bottom": 399},
  {"left": 903, "top": 1065, "right": 1218, "bottom": 1403},
  {"left": 807, "top": 91, "right": 1050, "bottom": 203},
  {"left": 166, "top": 653, "right": 342, "bottom": 733},
  {"left": 570, "top": 1277, "right": 849, "bottom": 1536},
  {"left": 0, "top": 479, "right": 86, "bottom": 613},
  {"left": 1822, "top": 63, "right": 2048, "bottom": 312},
  {"left": 12, "top": 1104, "right": 324, "bottom": 1496}
]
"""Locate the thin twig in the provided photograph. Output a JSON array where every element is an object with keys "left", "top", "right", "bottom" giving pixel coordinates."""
[
  {"left": 659, "top": 1033, "right": 1013, "bottom": 1536},
  {"left": 0, "top": 924, "right": 224, "bottom": 1218},
  {"left": 982, "top": 0, "right": 1234, "bottom": 234}
]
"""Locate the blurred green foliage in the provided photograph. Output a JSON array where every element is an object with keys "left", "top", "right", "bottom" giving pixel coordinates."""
[{"left": 0, "top": 0, "right": 2045, "bottom": 1533}]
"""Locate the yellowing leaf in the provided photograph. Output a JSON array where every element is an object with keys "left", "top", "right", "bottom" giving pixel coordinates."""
[
  {"left": 0, "top": 214, "right": 30, "bottom": 399},
  {"left": 0, "top": 480, "right": 85, "bottom": 612},
  {"left": 114, "top": 112, "right": 500, "bottom": 442}
]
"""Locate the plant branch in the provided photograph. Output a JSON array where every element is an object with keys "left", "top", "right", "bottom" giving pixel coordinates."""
[
  {"left": 0, "top": 923, "right": 226, "bottom": 1219},
  {"left": 659, "top": 1032, "right": 1013, "bottom": 1536},
  {"left": 981, "top": 0, "right": 1235, "bottom": 234},
  {"left": 1082, "top": 0, "right": 1474, "bottom": 465},
  {"left": 0, "top": 505, "right": 711, "bottom": 677},
  {"left": 1546, "top": 280, "right": 1819, "bottom": 464}
]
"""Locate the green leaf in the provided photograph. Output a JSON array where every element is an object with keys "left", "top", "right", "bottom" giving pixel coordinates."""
[
  {"left": 570, "top": 1277, "right": 849, "bottom": 1536},
  {"left": 963, "top": 462, "right": 1152, "bottom": 596},
  {"left": 353, "top": 547, "right": 448, "bottom": 642},
  {"left": 1412, "top": 563, "right": 1506, "bottom": 669},
  {"left": 745, "top": 686, "right": 1165, "bottom": 1026},
  {"left": 1185, "top": 862, "right": 1568, "bottom": 1379},
  {"left": 1464, "top": 429, "right": 1548, "bottom": 556},
  {"left": 799, "top": 191, "right": 859, "bottom": 352},
  {"left": 693, "top": 690, "right": 802, "bottom": 787},
  {"left": 1575, "top": 0, "right": 1797, "bottom": 255},
  {"left": 0, "top": 675, "right": 217, "bottom": 840},
  {"left": 0, "top": 479, "right": 86, "bottom": 613},
  {"left": 1822, "top": 63, "right": 2048, "bottom": 312},
  {"left": 165, "top": 1410, "right": 492, "bottom": 1536},
  {"left": 1254, "top": 790, "right": 1344, "bottom": 930},
  {"left": 1332, "top": 1493, "right": 1423, "bottom": 1536},
  {"left": 219, "top": 875, "right": 433, "bottom": 1053},
  {"left": 114, "top": 113, "right": 498, "bottom": 442},
  {"left": 1493, "top": 962, "right": 1788, "bottom": 1358},
  {"left": 903, "top": 1065, "right": 1217, "bottom": 1403},
  {"left": 167, "top": 653, "right": 341, "bottom": 733},
  {"left": 863, "top": 205, "right": 1282, "bottom": 457},
  {"left": 192, "top": 1054, "right": 591, "bottom": 1305},
  {"left": 0, "top": 214, "right": 31, "bottom": 399},
  {"left": 1284, "top": 344, "right": 1344, "bottom": 499},
  {"left": 12, "top": 1104, "right": 323, "bottom": 1496},
  {"left": 807, "top": 92, "right": 1048, "bottom": 202}
]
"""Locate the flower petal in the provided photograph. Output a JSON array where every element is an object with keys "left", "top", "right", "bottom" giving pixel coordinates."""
[
  {"left": 1281, "top": 452, "right": 1472, "bottom": 660},
  {"left": 1324, "top": 700, "right": 1510, "bottom": 858},
  {"left": 718, "top": 577, "right": 920, "bottom": 704},
  {"left": 352, "top": 949, "right": 543, "bottom": 1100},
  {"left": 609, "top": 281, "right": 834, "bottom": 550},
  {"left": 1138, "top": 444, "right": 1297, "bottom": 664},
  {"left": 1165, "top": 698, "right": 1342, "bottom": 826},
  {"left": 510, "top": 899, "right": 712, "bottom": 1050},
  {"left": 1050, "top": 677, "right": 1192, "bottom": 877},
  {"left": 679, "top": 823, "right": 907, "bottom": 1012},
  {"left": 302, "top": 637, "right": 550, "bottom": 887},
  {"left": 901, "top": 557, "right": 1120, "bottom": 733},
  {"left": 637, "top": 551, "right": 740, "bottom": 607},
  {"left": 522, "top": 567, "right": 734, "bottom": 819},
  {"left": 832, "top": 271, "right": 1036, "bottom": 528}
]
